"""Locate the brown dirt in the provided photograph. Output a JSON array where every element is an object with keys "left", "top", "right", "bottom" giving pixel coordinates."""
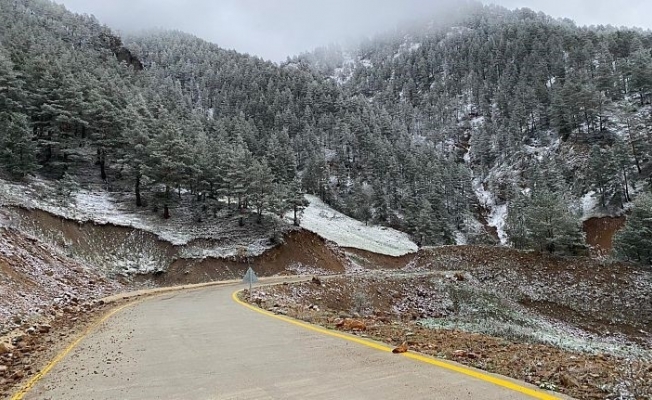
[
  {"left": 407, "top": 246, "right": 652, "bottom": 340},
  {"left": 248, "top": 275, "right": 652, "bottom": 400},
  {"left": 10, "top": 207, "right": 348, "bottom": 283},
  {"left": 0, "top": 227, "right": 124, "bottom": 327},
  {"left": 10, "top": 206, "right": 179, "bottom": 273},
  {"left": 0, "top": 296, "right": 117, "bottom": 399},
  {"left": 159, "top": 230, "right": 348, "bottom": 285},
  {"left": 343, "top": 247, "right": 416, "bottom": 270},
  {"left": 583, "top": 216, "right": 627, "bottom": 255}
]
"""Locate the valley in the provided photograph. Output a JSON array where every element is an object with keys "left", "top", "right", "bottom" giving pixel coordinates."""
[{"left": 1, "top": 0, "right": 652, "bottom": 399}]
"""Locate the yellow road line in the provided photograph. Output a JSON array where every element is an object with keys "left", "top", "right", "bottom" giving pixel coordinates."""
[
  {"left": 232, "top": 289, "right": 562, "bottom": 400},
  {"left": 10, "top": 302, "right": 134, "bottom": 400},
  {"left": 9, "top": 280, "right": 247, "bottom": 400}
]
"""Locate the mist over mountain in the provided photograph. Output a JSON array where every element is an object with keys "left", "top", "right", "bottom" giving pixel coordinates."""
[{"left": 54, "top": 0, "right": 652, "bottom": 62}]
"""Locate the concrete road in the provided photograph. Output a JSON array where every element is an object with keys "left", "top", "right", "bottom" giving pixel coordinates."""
[{"left": 24, "top": 282, "right": 560, "bottom": 400}]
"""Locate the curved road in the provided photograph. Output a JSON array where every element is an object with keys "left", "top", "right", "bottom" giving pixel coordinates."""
[{"left": 22, "top": 282, "right": 562, "bottom": 400}]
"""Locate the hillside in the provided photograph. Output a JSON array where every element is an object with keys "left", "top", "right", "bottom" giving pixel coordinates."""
[
  {"left": 1, "top": 1, "right": 651, "bottom": 259},
  {"left": 298, "top": 3, "right": 652, "bottom": 252}
]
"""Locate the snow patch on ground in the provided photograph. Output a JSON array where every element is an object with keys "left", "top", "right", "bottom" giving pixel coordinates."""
[
  {"left": 0, "top": 179, "right": 193, "bottom": 245},
  {"left": 473, "top": 178, "right": 508, "bottom": 245},
  {"left": 290, "top": 195, "right": 418, "bottom": 256},
  {"left": 581, "top": 191, "right": 598, "bottom": 220},
  {"left": 454, "top": 231, "right": 468, "bottom": 245},
  {"left": 0, "top": 178, "right": 275, "bottom": 259}
]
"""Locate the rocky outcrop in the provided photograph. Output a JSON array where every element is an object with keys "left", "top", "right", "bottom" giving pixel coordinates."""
[{"left": 99, "top": 32, "right": 143, "bottom": 71}]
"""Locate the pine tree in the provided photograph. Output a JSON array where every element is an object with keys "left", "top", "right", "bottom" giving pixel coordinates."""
[
  {"left": 613, "top": 194, "right": 652, "bottom": 265},
  {"left": 0, "top": 112, "right": 38, "bottom": 178},
  {"left": 286, "top": 177, "right": 308, "bottom": 226},
  {"left": 518, "top": 188, "right": 584, "bottom": 253},
  {"left": 505, "top": 192, "right": 530, "bottom": 250},
  {"left": 249, "top": 159, "right": 274, "bottom": 223},
  {"left": 119, "top": 99, "right": 151, "bottom": 206}
]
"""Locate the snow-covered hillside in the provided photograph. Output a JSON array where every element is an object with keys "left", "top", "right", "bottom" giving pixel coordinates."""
[
  {"left": 291, "top": 195, "right": 418, "bottom": 257},
  {"left": 0, "top": 178, "right": 278, "bottom": 266}
]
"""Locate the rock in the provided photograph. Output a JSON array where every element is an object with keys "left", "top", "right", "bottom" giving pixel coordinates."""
[
  {"left": 311, "top": 276, "right": 322, "bottom": 286},
  {"left": 26, "top": 327, "right": 36, "bottom": 335},
  {"left": 38, "top": 325, "right": 51, "bottom": 334},
  {"left": 0, "top": 365, "right": 8, "bottom": 373},
  {"left": 560, "top": 373, "right": 580, "bottom": 388},
  {"left": 0, "top": 343, "right": 12, "bottom": 355},
  {"left": 336, "top": 318, "right": 367, "bottom": 331},
  {"left": 392, "top": 342, "right": 409, "bottom": 354}
]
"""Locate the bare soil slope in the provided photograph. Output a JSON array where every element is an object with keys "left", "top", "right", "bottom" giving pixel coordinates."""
[
  {"left": 162, "top": 230, "right": 348, "bottom": 284},
  {"left": 0, "top": 226, "right": 123, "bottom": 328}
]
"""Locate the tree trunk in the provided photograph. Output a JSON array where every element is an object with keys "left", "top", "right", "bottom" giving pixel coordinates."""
[
  {"left": 623, "top": 169, "right": 631, "bottom": 202},
  {"left": 100, "top": 159, "right": 106, "bottom": 181},
  {"left": 626, "top": 120, "right": 643, "bottom": 174},
  {"left": 163, "top": 204, "right": 170, "bottom": 219},
  {"left": 293, "top": 205, "right": 299, "bottom": 226},
  {"left": 135, "top": 175, "right": 142, "bottom": 207}
]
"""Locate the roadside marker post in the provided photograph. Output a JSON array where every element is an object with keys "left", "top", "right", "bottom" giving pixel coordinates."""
[{"left": 242, "top": 267, "right": 258, "bottom": 292}]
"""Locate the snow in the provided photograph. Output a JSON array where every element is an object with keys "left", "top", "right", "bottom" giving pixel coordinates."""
[
  {"left": 291, "top": 195, "right": 418, "bottom": 257},
  {"left": 0, "top": 178, "right": 276, "bottom": 274},
  {"left": 454, "top": 231, "right": 468, "bottom": 245},
  {"left": 581, "top": 191, "right": 598, "bottom": 220},
  {"left": 360, "top": 59, "right": 373, "bottom": 68},
  {"left": 394, "top": 41, "right": 421, "bottom": 59},
  {"left": 463, "top": 150, "right": 471, "bottom": 164},
  {"left": 546, "top": 76, "right": 557, "bottom": 89},
  {"left": 473, "top": 178, "right": 509, "bottom": 245},
  {"left": 489, "top": 204, "right": 508, "bottom": 244}
]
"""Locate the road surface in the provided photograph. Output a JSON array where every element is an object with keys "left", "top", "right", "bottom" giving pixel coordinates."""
[{"left": 23, "top": 282, "right": 561, "bottom": 400}]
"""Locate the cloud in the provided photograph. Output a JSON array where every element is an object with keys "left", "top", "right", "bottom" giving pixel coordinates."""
[{"left": 55, "top": 0, "right": 652, "bottom": 62}]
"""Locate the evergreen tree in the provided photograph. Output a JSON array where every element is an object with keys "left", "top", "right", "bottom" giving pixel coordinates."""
[
  {"left": 0, "top": 112, "right": 38, "bottom": 178},
  {"left": 249, "top": 159, "right": 274, "bottom": 223},
  {"left": 613, "top": 194, "right": 652, "bottom": 265},
  {"left": 515, "top": 188, "right": 584, "bottom": 253}
]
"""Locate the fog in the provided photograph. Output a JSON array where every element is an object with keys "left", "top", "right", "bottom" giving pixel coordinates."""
[{"left": 55, "top": 0, "right": 652, "bottom": 62}]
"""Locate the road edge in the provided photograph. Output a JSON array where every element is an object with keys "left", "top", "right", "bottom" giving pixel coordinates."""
[
  {"left": 8, "top": 278, "right": 251, "bottom": 400},
  {"left": 232, "top": 288, "right": 564, "bottom": 400}
]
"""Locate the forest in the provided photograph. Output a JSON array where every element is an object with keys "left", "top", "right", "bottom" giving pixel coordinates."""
[{"left": 1, "top": 0, "right": 652, "bottom": 262}]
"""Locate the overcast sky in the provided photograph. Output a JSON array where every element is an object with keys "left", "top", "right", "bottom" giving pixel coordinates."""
[{"left": 55, "top": 0, "right": 652, "bottom": 62}]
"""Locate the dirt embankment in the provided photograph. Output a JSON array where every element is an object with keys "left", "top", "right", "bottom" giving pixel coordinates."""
[
  {"left": 161, "top": 230, "right": 348, "bottom": 285},
  {"left": 407, "top": 246, "right": 652, "bottom": 338},
  {"left": 9, "top": 207, "right": 179, "bottom": 275},
  {"left": 0, "top": 223, "right": 127, "bottom": 398},
  {"left": 8, "top": 207, "right": 348, "bottom": 282},
  {"left": 0, "top": 226, "right": 124, "bottom": 329},
  {"left": 583, "top": 216, "right": 626, "bottom": 255},
  {"left": 343, "top": 247, "right": 416, "bottom": 270}
]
